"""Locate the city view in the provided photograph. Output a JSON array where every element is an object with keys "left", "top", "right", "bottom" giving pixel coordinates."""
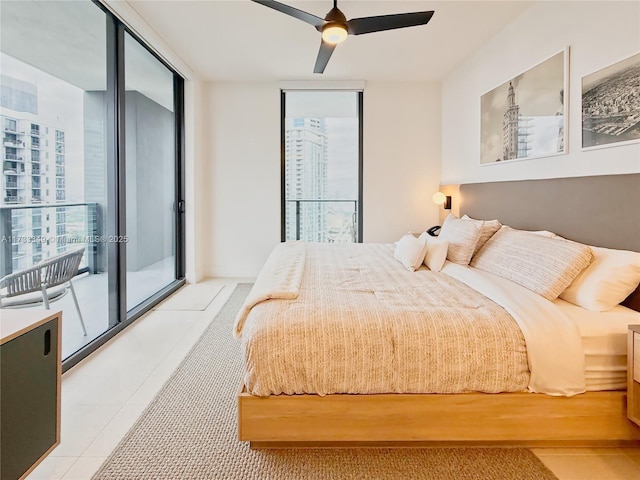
[
  {"left": 582, "top": 59, "right": 640, "bottom": 146},
  {"left": 1, "top": 57, "right": 89, "bottom": 277}
]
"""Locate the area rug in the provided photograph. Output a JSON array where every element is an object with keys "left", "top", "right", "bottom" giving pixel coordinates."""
[
  {"left": 93, "top": 283, "right": 558, "bottom": 480},
  {"left": 154, "top": 281, "right": 224, "bottom": 311}
]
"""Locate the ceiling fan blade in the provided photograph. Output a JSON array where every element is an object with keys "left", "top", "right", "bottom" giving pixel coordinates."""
[
  {"left": 347, "top": 11, "right": 434, "bottom": 35},
  {"left": 313, "top": 40, "right": 336, "bottom": 74},
  {"left": 251, "top": 0, "right": 325, "bottom": 29}
]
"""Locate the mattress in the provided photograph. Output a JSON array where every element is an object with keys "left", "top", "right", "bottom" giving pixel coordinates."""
[
  {"left": 553, "top": 299, "right": 640, "bottom": 391},
  {"left": 236, "top": 242, "right": 586, "bottom": 397}
]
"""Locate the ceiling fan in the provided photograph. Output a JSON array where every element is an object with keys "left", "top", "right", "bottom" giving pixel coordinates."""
[{"left": 251, "top": 0, "right": 435, "bottom": 74}]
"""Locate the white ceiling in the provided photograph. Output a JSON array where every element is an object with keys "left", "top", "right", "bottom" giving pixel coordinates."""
[{"left": 126, "top": 0, "right": 534, "bottom": 81}]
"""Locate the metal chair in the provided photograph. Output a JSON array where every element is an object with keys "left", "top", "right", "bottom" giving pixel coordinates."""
[{"left": 0, "top": 247, "right": 87, "bottom": 335}]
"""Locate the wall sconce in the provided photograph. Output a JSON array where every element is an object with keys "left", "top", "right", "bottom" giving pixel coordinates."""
[{"left": 432, "top": 192, "right": 452, "bottom": 210}]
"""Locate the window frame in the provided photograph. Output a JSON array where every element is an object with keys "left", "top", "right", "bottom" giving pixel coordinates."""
[{"left": 280, "top": 89, "right": 363, "bottom": 243}]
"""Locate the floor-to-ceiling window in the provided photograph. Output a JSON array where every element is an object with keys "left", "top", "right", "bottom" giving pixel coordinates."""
[
  {"left": 0, "top": 0, "right": 185, "bottom": 367},
  {"left": 282, "top": 90, "right": 363, "bottom": 242}
]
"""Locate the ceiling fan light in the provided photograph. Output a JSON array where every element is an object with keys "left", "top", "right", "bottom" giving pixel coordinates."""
[{"left": 322, "top": 25, "right": 348, "bottom": 44}]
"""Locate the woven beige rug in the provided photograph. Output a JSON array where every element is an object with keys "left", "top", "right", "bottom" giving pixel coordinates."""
[{"left": 93, "top": 283, "right": 558, "bottom": 480}]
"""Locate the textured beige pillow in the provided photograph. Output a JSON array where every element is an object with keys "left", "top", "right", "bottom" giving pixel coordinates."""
[
  {"left": 471, "top": 226, "right": 594, "bottom": 300},
  {"left": 462, "top": 214, "right": 502, "bottom": 255},
  {"left": 438, "top": 214, "right": 482, "bottom": 265}
]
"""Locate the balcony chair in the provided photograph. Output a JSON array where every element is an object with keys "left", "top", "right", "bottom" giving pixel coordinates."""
[{"left": 0, "top": 247, "right": 87, "bottom": 335}]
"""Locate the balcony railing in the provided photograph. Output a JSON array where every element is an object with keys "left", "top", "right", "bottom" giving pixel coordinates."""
[
  {"left": 286, "top": 199, "right": 359, "bottom": 243},
  {"left": 3, "top": 170, "right": 25, "bottom": 176},
  {"left": 0, "top": 202, "right": 100, "bottom": 277},
  {"left": 3, "top": 138, "right": 24, "bottom": 147},
  {"left": 3, "top": 127, "right": 24, "bottom": 135}
]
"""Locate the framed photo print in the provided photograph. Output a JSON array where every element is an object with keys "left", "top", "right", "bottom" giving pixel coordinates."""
[
  {"left": 582, "top": 52, "right": 640, "bottom": 150},
  {"left": 481, "top": 49, "right": 568, "bottom": 165}
]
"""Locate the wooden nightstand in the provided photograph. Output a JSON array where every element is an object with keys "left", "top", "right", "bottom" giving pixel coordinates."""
[{"left": 628, "top": 325, "right": 640, "bottom": 426}]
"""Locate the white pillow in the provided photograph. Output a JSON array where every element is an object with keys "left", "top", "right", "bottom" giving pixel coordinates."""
[
  {"left": 438, "top": 214, "right": 482, "bottom": 265},
  {"left": 423, "top": 236, "right": 449, "bottom": 272},
  {"left": 559, "top": 246, "right": 640, "bottom": 311},
  {"left": 461, "top": 215, "right": 502, "bottom": 255},
  {"left": 394, "top": 233, "right": 428, "bottom": 271}
]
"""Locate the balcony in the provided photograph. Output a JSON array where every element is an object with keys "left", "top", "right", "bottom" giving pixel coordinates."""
[
  {"left": 3, "top": 126, "right": 24, "bottom": 135},
  {"left": 286, "top": 199, "right": 359, "bottom": 243},
  {"left": 3, "top": 138, "right": 24, "bottom": 148},
  {"left": 4, "top": 252, "right": 178, "bottom": 359},
  {"left": 4, "top": 153, "right": 23, "bottom": 161},
  {"left": 3, "top": 169, "right": 25, "bottom": 176},
  {"left": 30, "top": 129, "right": 41, "bottom": 136}
]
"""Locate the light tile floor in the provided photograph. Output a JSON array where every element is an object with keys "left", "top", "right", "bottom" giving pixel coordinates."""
[{"left": 25, "top": 278, "right": 640, "bottom": 480}]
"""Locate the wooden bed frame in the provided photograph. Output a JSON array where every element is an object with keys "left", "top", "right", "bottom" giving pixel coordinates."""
[{"left": 238, "top": 174, "right": 640, "bottom": 447}]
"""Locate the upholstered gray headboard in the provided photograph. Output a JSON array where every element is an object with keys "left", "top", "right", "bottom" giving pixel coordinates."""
[
  {"left": 448, "top": 173, "right": 640, "bottom": 311},
  {"left": 457, "top": 173, "right": 640, "bottom": 252}
]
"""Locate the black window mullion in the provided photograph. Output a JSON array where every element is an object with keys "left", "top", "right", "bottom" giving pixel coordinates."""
[
  {"left": 280, "top": 90, "right": 286, "bottom": 242},
  {"left": 105, "top": 17, "right": 127, "bottom": 327},
  {"left": 174, "top": 74, "right": 185, "bottom": 279},
  {"left": 357, "top": 91, "right": 363, "bottom": 243}
]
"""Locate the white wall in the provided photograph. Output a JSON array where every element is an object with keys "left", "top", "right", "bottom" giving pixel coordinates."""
[
  {"left": 206, "top": 82, "right": 282, "bottom": 277},
  {"left": 184, "top": 77, "right": 207, "bottom": 283},
  {"left": 441, "top": 1, "right": 640, "bottom": 185},
  {"left": 206, "top": 81, "right": 441, "bottom": 277},
  {"left": 363, "top": 82, "right": 441, "bottom": 242}
]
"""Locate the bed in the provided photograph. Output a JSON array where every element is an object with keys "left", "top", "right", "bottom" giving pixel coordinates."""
[{"left": 236, "top": 173, "right": 640, "bottom": 447}]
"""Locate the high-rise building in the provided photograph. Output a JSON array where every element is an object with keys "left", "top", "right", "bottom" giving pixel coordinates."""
[
  {"left": 1, "top": 76, "right": 67, "bottom": 273},
  {"left": 502, "top": 82, "right": 533, "bottom": 161},
  {"left": 502, "top": 82, "right": 520, "bottom": 161},
  {"left": 284, "top": 118, "right": 328, "bottom": 242}
]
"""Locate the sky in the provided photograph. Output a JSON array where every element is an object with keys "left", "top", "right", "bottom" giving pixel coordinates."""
[
  {"left": 582, "top": 52, "right": 640, "bottom": 92},
  {"left": 326, "top": 117, "right": 358, "bottom": 199}
]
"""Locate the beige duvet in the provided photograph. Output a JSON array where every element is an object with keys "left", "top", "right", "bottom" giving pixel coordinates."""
[{"left": 237, "top": 242, "right": 530, "bottom": 396}]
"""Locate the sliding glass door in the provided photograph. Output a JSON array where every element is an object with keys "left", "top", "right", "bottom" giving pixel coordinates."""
[
  {"left": 124, "top": 33, "right": 178, "bottom": 311},
  {"left": 0, "top": 0, "right": 185, "bottom": 367}
]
